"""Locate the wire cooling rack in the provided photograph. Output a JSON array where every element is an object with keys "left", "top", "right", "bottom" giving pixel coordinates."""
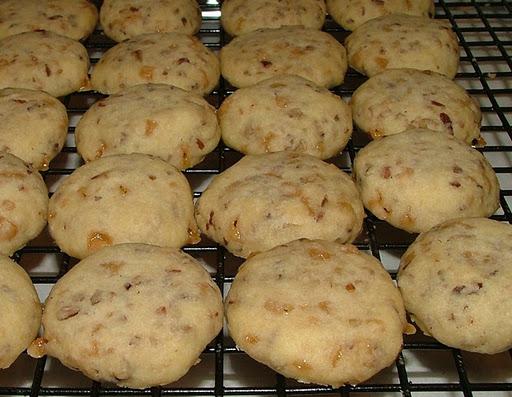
[{"left": 0, "top": 0, "right": 510, "bottom": 396}]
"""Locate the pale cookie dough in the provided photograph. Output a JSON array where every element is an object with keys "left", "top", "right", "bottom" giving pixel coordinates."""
[
  {"left": 220, "top": 26, "right": 347, "bottom": 88},
  {"left": 226, "top": 239, "right": 408, "bottom": 386},
  {"left": 219, "top": 75, "right": 352, "bottom": 159},
  {"left": 35, "top": 243, "right": 222, "bottom": 388},
  {"left": 353, "top": 129, "right": 499, "bottom": 233},
  {"left": 100, "top": 0, "right": 201, "bottom": 42},
  {"left": 345, "top": 14, "right": 459, "bottom": 78},
  {"left": 75, "top": 84, "right": 220, "bottom": 169},
  {"left": 398, "top": 218, "right": 512, "bottom": 354},
  {"left": 0, "top": 153, "right": 48, "bottom": 256},
  {"left": 195, "top": 152, "right": 364, "bottom": 258},
  {"left": 48, "top": 154, "right": 199, "bottom": 259},
  {"left": 327, "top": 0, "right": 434, "bottom": 31},
  {"left": 91, "top": 33, "right": 219, "bottom": 96},
  {"left": 221, "top": 0, "right": 326, "bottom": 37},
  {"left": 351, "top": 69, "right": 481, "bottom": 144},
  {"left": 0, "top": 256, "right": 41, "bottom": 369},
  {"left": 0, "top": 31, "right": 90, "bottom": 97},
  {"left": 0, "top": 88, "right": 68, "bottom": 170},
  {"left": 0, "top": 0, "right": 98, "bottom": 41}
]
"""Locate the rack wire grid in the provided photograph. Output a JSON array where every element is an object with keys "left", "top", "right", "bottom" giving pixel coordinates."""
[{"left": 0, "top": 0, "right": 511, "bottom": 396}]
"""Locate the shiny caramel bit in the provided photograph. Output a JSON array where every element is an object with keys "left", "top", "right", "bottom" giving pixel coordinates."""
[
  {"left": 0, "top": 216, "right": 17, "bottom": 241},
  {"left": 187, "top": 227, "right": 201, "bottom": 244},
  {"left": 95, "top": 142, "right": 107, "bottom": 159},
  {"left": 88, "top": 231, "right": 113, "bottom": 251},
  {"left": 345, "top": 283, "right": 356, "bottom": 292},
  {"left": 145, "top": 119, "right": 158, "bottom": 136},
  {"left": 293, "top": 359, "right": 312, "bottom": 371},
  {"left": 264, "top": 299, "right": 294, "bottom": 314},
  {"left": 245, "top": 334, "right": 259, "bottom": 344},
  {"left": 331, "top": 347, "right": 343, "bottom": 367},
  {"left": 119, "top": 185, "right": 128, "bottom": 194},
  {"left": 27, "top": 337, "right": 48, "bottom": 358},
  {"left": 139, "top": 66, "right": 155, "bottom": 80},
  {"left": 308, "top": 248, "right": 331, "bottom": 260}
]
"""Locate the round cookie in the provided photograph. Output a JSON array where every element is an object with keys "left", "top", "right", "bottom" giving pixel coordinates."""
[
  {"left": 0, "top": 88, "right": 68, "bottom": 170},
  {"left": 327, "top": 0, "right": 434, "bottom": 31},
  {"left": 219, "top": 75, "right": 352, "bottom": 159},
  {"left": 48, "top": 153, "right": 199, "bottom": 259},
  {"left": 91, "top": 33, "right": 219, "bottom": 96},
  {"left": 0, "top": 31, "right": 90, "bottom": 97},
  {"left": 220, "top": 26, "right": 347, "bottom": 88},
  {"left": 221, "top": 0, "right": 326, "bottom": 37},
  {"left": 351, "top": 69, "right": 481, "bottom": 144},
  {"left": 0, "top": 153, "right": 48, "bottom": 256},
  {"left": 226, "top": 239, "right": 407, "bottom": 386},
  {"left": 195, "top": 152, "right": 364, "bottom": 258},
  {"left": 353, "top": 129, "right": 500, "bottom": 233},
  {"left": 0, "top": 256, "right": 41, "bottom": 369},
  {"left": 37, "top": 243, "right": 223, "bottom": 388},
  {"left": 75, "top": 84, "right": 220, "bottom": 169},
  {"left": 0, "top": 0, "right": 98, "bottom": 41},
  {"left": 100, "top": 0, "right": 201, "bottom": 42},
  {"left": 398, "top": 218, "right": 512, "bottom": 354},
  {"left": 345, "top": 14, "right": 459, "bottom": 78}
]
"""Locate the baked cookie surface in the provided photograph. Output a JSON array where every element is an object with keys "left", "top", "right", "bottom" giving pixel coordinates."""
[
  {"left": 91, "top": 33, "right": 219, "bottom": 96},
  {"left": 0, "top": 0, "right": 98, "bottom": 40},
  {"left": 0, "top": 256, "right": 41, "bottom": 369},
  {"left": 353, "top": 129, "right": 499, "bottom": 233},
  {"left": 226, "top": 239, "right": 407, "bottom": 386},
  {"left": 398, "top": 218, "right": 512, "bottom": 354},
  {"left": 219, "top": 75, "right": 352, "bottom": 159},
  {"left": 39, "top": 243, "right": 223, "bottom": 388},
  {"left": 0, "top": 88, "right": 68, "bottom": 170},
  {"left": 75, "top": 84, "right": 220, "bottom": 169},
  {"left": 0, "top": 153, "right": 48, "bottom": 256},
  {"left": 327, "top": 0, "right": 434, "bottom": 31},
  {"left": 220, "top": 27, "right": 347, "bottom": 88},
  {"left": 345, "top": 14, "right": 459, "bottom": 78},
  {"left": 0, "top": 31, "right": 90, "bottom": 97},
  {"left": 195, "top": 152, "right": 364, "bottom": 258},
  {"left": 221, "top": 0, "right": 326, "bottom": 36},
  {"left": 100, "top": 0, "right": 201, "bottom": 42},
  {"left": 48, "top": 154, "right": 198, "bottom": 259},
  {"left": 351, "top": 69, "right": 481, "bottom": 144}
]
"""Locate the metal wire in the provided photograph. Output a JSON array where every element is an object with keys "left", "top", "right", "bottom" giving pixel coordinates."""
[{"left": 1, "top": 0, "right": 511, "bottom": 396}]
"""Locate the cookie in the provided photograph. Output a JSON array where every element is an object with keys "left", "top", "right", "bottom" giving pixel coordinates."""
[
  {"left": 91, "top": 33, "right": 219, "bottom": 96},
  {"left": 35, "top": 243, "right": 223, "bottom": 388},
  {"left": 48, "top": 154, "right": 199, "bottom": 259},
  {"left": 0, "top": 153, "right": 48, "bottom": 256},
  {"left": 0, "top": 256, "right": 41, "bottom": 369},
  {"left": 327, "top": 0, "right": 434, "bottom": 31},
  {"left": 353, "top": 129, "right": 500, "bottom": 233},
  {"left": 75, "top": 84, "right": 220, "bottom": 169},
  {"left": 351, "top": 69, "right": 481, "bottom": 144},
  {"left": 226, "top": 239, "right": 408, "bottom": 386},
  {"left": 345, "top": 14, "right": 459, "bottom": 78},
  {"left": 0, "top": 31, "right": 90, "bottom": 97},
  {"left": 221, "top": 0, "right": 326, "bottom": 37},
  {"left": 0, "top": 0, "right": 98, "bottom": 40},
  {"left": 100, "top": 0, "right": 201, "bottom": 42},
  {"left": 220, "top": 26, "right": 347, "bottom": 88},
  {"left": 0, "top": 88, "right": 68, "bottom": 170},
  {"left": 219, "top": 75, "right": 352, "bottom": 159},
  {"left": 398, "top": 218, "right": 512, "bottom": 354},
  {"left": 195, "top": 152, "right": 364, "bottom": 258}
]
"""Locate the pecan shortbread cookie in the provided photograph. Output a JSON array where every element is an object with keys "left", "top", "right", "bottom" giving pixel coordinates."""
[
  {"left": 226, "top": 239, "right": 408, "bottom": 386},
  {"left": 76, "top": 84, "right": 220, "bottom": 169},
  {"left": 100, "top": 0, "right": 201, "bottom": 42},
  {"left": 219, "top": 75, "right": 352, "bottom": 159},
  {"left": 345, "top": 14, "right": 459, "bottom": 78},
  {"left": 398, "top": 218, "right": 512, "bottom": 354},
  {"left": 353, "top": 129, "right": 499, "bottom": 233},
  {"left": 195, "top": 152, "right": 364, "bottom": 258},
  {"left": 49, "top": 154, "right": 199, "bottom": 259},
  {"left": 37, "top": 243, "right": 223, "bottom": 388},
  {"left": 91, "top": 33, "right": 219, "bottom": 96}
]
